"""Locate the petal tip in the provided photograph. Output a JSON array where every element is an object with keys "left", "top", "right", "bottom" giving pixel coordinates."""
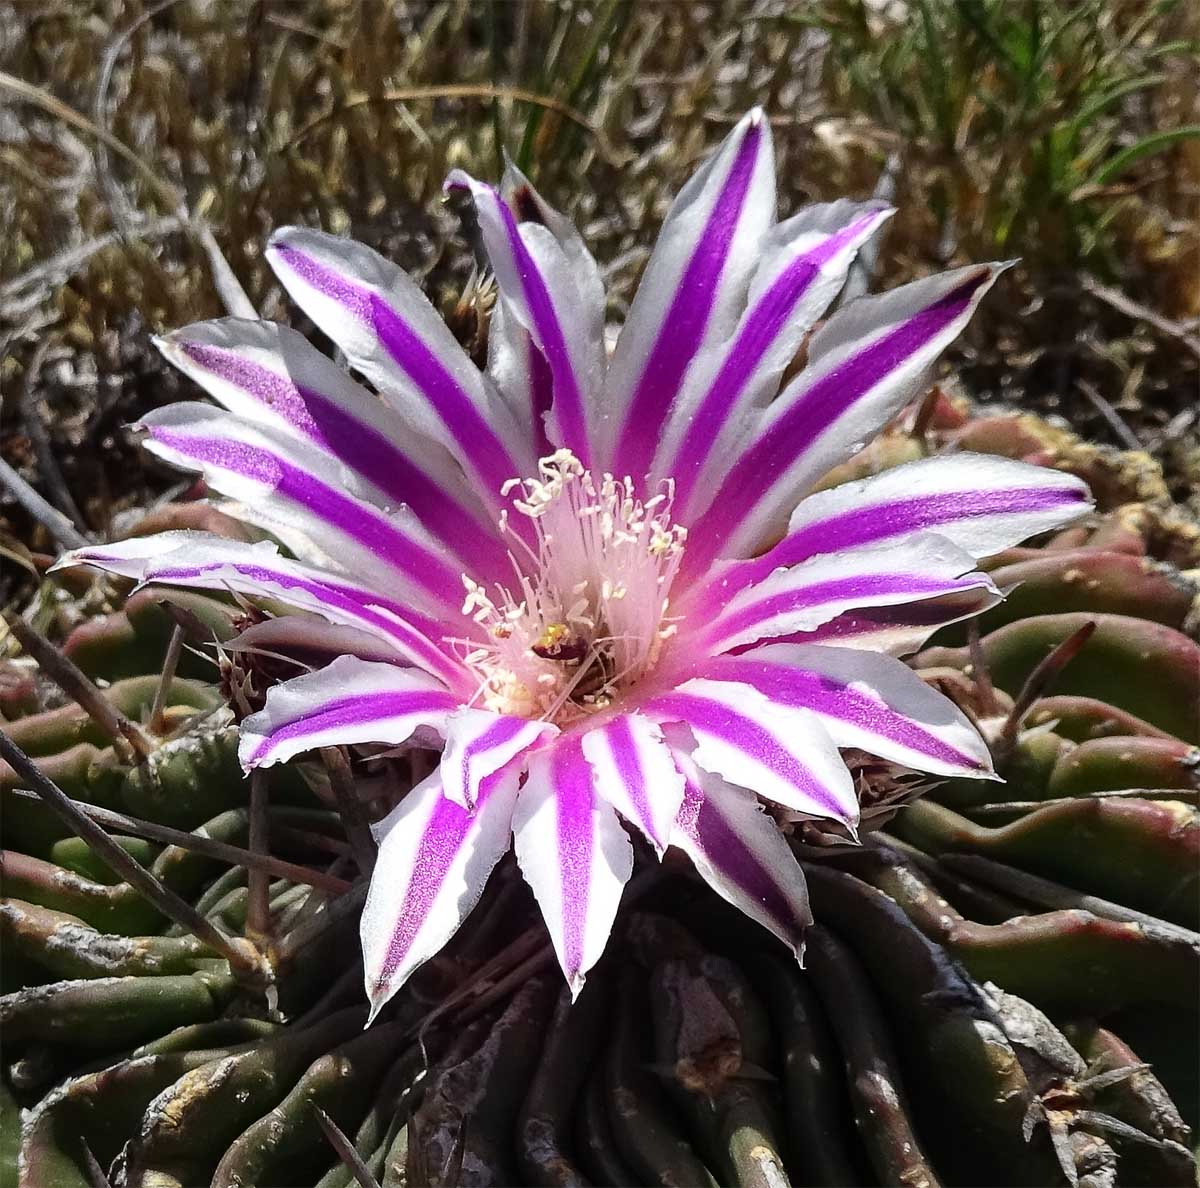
[{"left": 442, "top": 168, "right": 474, "bottom": 196}]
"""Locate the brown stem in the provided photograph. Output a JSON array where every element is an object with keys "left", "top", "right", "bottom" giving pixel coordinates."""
[
  {"left": 314, "top": 1104, "right": 382, "bottom": 1188},
  {"left": 245, "top": 770, "right": 271, "bottom": 944},
  {"left": 5, "top": 613, "right": 152, "bottom": 761},
  {"left": 321, "top": 746, "right": 378, "bottom": 875},
  {"left": 5, "top": 788, "right": 351, "bottom": 893},
  {"left": 149, "top": 624, "right": 185, "bottom": 734}
]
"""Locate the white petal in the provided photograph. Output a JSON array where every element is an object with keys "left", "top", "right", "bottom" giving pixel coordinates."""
[
  {"left": 238, "top": 656, "right": 456, "bottom": 769},
  {"left": 362, "top": 767, "right": 519, "bottom": 1021},
  {"left": 580, "top": 712, "right": 686, "bottom": 856},
  {"left": 512, "top": 738, "right": 633, "bottom": 997}
]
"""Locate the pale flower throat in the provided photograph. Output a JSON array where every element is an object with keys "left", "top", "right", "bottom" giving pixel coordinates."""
[{"left": 456, "top": 450, "right": 686, "bottom": 724}]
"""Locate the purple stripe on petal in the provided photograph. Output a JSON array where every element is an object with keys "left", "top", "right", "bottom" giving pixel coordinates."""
[
  {"left": 693, "top": 269, "right": 992, "bottom": 559},
  {"left": 553, "top": 740, "right": 595, "bottom": 978},
  {"left": 715, "top": 658, "right": 981, "bottom": 771},
  {"left": 735, "top": 594, "right": 988, "bottom": 657},
  {"left": 370, "top": 293, "right": 518, "bottom": 494},
  {"left": 179, "top": 342, "right": 319, "bottom": 435},
  {"left": 613, "top": 120, "right": 764, "bottom": 483},
  {"left": 243, "top": 687, "right": 455, "bottom": 766},
  {"left": 670, "top": 211, "right": 882, "bottom": 511},
  {"left": 490, "top": 194, "right": 591, "bottom": 465},
  {"left": 150, "top": 559, "right": 460, "bottom": 684},
  {"left": 604, "top": 714, "right": 655, "bottom": 840},
  {"left": 651, "top": 690, "right": 845, "bottom": 817},
  {"left": 177, "top": 341, "right": 508, "bottom": 575},
  {"left": 706, "top": 485, "right": 1088, "bottom": 606},
  {"left": 675, "top": 776, "right": 803, "bottom": 937},
  {"left": 705, "top": 571, "right": 976, "bottom": 650},
  {"left": 272, "top": 243, "right": 518, "bottom": 495},
  {"left": 149, "top": 427, "right": 464, "bottom": 608},
  {"left": 377, "top": 791, "right": 469, "bottom": 983}
]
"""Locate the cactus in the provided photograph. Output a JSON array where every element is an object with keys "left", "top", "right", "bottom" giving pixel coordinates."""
[{"left": 3, "top": 408, "right": 1199, "bottom": 1188}]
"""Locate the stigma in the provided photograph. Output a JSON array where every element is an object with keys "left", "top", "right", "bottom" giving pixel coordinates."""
[{"left": 454, "top": 450, "right": 686, "bottom": 723}]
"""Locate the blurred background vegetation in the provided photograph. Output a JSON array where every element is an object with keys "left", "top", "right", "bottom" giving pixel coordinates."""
[{"left": 2, "top": 0, "right": 1198, "bottom": 563}]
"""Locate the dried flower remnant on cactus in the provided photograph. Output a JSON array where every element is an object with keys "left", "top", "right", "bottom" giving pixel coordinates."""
[{"left": 59, "top": 109, "right": 1092, "bottom": 1020}]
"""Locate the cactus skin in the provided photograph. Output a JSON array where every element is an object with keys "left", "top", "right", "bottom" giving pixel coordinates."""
[{"left": 3, "top": 412, "right": 1199, "bottom": 1187}]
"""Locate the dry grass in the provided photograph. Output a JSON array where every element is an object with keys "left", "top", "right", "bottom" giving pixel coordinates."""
[{"left": 1, "top": 0, "right": 1197, "bottom": 569}]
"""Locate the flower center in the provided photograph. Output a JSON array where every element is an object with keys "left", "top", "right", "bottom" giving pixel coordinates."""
[{"left": 454, "top": 450, "right": 686, "bottom": 724}]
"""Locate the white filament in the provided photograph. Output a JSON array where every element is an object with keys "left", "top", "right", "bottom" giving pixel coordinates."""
[{"left": 454, "top": 450, "right": 686, "bottom": 723}]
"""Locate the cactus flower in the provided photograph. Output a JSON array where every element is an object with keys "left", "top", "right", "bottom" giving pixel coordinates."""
[{"left": 60, "top": 110, "right": 1092, "bottom": 1019}]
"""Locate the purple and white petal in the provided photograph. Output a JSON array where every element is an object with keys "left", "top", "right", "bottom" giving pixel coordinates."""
[
  {"left": 138, "top": 403, "right": 465, "bottom": 615},
  {"left": 239, "top": 655, "right": 457, "bottom": 769},
  {"left": 670, "top": 750, "right": 811, "bottom": 958},
  {"left": 602, "top": 109, "right": 775, "bottom": 481},
  {"left": 656, "top": 200, "right": 894, "bottom": 515},
  {"left": 447, "top": 172, "right": 605, "bottom": 466},
  {"left": 644, "top": 678, "right": 858, "bottom": 825},
  {"left": 707, "top": 643, "right": 994, "bottom": 778},
  {"left": 500, "top": 157, "right": 606, "bottom": 325},
  {"left": 696, "top": 453, "right": 1092, "bottom": 608},
  {"left": 224, "top": 616, "right": 405, "bottom": 669},
  {"left": 55, "top": 533, "right": 469, "bottom": 688},
  {"left": 781, "top": 586, "right": 1004, "bottom": 657},
  {"left": 440, "top": 707, "right": 556, "bottom": 810},
  {"left": 686, "top": 264, "right": 1008, "bottom": 568},
  {"left": 361, "top": 766, "right": 520, "bottom": 1021},
  {"left": 486, "top": 299, "right": 555, "bottom": 459},
  {"left": 156, "top": 319, "right": 510, "bottom": 579},
  {"left": 512, "top": 737, "right": 634, "bottom": 997},
  {"left": 691, "top": 534, "right": 998, "bottom": 655},
  {"left": 580, "top": 712, "right": 686, "bottom": 857},
  {"left": 266, "top": 226, "right": 530, "bottom": 508}
]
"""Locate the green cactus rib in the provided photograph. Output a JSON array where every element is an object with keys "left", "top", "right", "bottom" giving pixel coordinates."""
[
  {"left": 1046, "top": 736, "right": 1200, "bottom": 797},
  {"left": 212, "top": 1017, "right": 413, "bottom": 1188},
  {"left": 604, "top": 969, "right": 721, "bottom": 1188},
  {"left": 802, "top": 862, "right": 1085, "bottom": 1185},
  {"left": 1023, "top": 696, "right": 1174, "bottom": 743},
  {"left": 0, "top": 899, "right": 215, "bottom": 979},
  {"left": 17, "top": 1020, "right": 279, "bottom": 1188},
  {"left": 3, "top": 675, "right": 220, "bottom": 757},
  {"left": 1, "top": 970, "right": 233, "bottom": 1050},
  {"left": 9, "top": 797, "right": 353, "bottom": 894},
  {"left": 803, "top": 926, "right": 941, "bottom": 1188},
  {"left": 1, "top": 804, "right": 305, "bottom": 936},
  {"left": 896, "top": 797, "right": 1200, "bottom": 929},
  {"left": 1, "top": 745, "right": 126, "bottom": 854},
  {"left": 49, "top": 834, "right": 157, "bottom": 880},
  {"left": 748, "top": 953, "right": 864, "bottom": 1186},
  {"left": 959, "top": 550, "right": 1198, "bottom": 637},
  {"left": 378, "top": 1120, "right": 411, "bottom": 1188},
  {"left": 63, "top": 587, "right": 240, "bottom": 682},
  {"left": 516, "top": 977, "right": 610, "bottom": 1186},
  {"left": 313, "top": 1044, "right": 428, "bottom": 1188},
  {"left": 916, "top": 613, "right": 1200, "bottom": 743},
  {"left": 116, "top": 1006, "right": 366, "bottom": 1187},
  {"left": 2, "top": 725, "right": 252, "bottom": 856},
  {"left": 821, "top": 843, "right": 1200, "bottom": 1013}
]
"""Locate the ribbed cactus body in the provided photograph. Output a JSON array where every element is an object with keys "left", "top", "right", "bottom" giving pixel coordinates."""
[{"left": 2, "top": 405, "right": 1197, "bottom": 1188}]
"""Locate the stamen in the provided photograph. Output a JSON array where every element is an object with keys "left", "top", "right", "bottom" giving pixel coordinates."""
[{"left": 451, "top": 450, "right": 686, "bottom": 725}]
